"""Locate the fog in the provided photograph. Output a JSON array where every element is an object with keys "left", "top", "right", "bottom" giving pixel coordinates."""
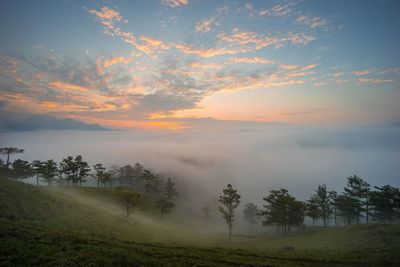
[{"left": 1, "top": 123, "right": 399, "bottom": 206}]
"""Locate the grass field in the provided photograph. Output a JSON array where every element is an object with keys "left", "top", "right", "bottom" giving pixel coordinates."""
[{"left": 0, "top": 177, "right": 399, "bottom": 266}]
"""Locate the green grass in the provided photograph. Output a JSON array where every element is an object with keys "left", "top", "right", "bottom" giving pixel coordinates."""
[{"left": 0, "top": 177, "right": 399, "bottom": 266}]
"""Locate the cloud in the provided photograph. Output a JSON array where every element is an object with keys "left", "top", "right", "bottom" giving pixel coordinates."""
[
  {"left": 161, "top": 0, "right": 188, "bottom": 8},
  {"left": 0, "top": 111, "right": 110, "bottom": 131},
  {"left": 357, "top": 78, "right": 395, "bottom": 84},
  {"left": 259, "top": 3, "right": 293, "bottom": 17},
  {"left": 88, "top": 6, "right": 123, "bottom": 21},
  {"left": 296, "top": 15, "right": 329, "bottom": 29},
  {"left": 102, "top": 56, "right": 132, "bottom": 68},
  {"left": 352, "top": 69, "right": 374, "bottom": 76},
  {"left": 218, "top": 29, "right": 315, "bottom": 51},
  {"left": 195, "top": 18, "right": 215, "bottom": 33},
  {"left": 49, "top": 81, "right": 91, "bottom": 92},
  {"left": 314, "top": 81, "right": 327, "bottom": 87},
  {"left": 229, "top": 57, "right": 275, "bottom": 64},
  {"left": 88, "top": 7, "right": 171, "bottom": 58}
]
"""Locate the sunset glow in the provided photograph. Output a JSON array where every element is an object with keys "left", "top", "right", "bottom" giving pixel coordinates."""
[{"left": 0, "top": 0, "right": 399, "bottom": 130}]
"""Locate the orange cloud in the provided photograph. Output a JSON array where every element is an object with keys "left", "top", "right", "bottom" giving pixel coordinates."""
[
  {"left": 175, "top": 43, "right": 237, "bottom": 58},
  {"left": 229, "top": 57, "right": 275, "bottom": 64},
  {"left": 103, "top": 56, "right": 132, "bottom": 68},
  {"left": 49, "top": 81, "right": 90, "bottom": 92},
  {"left": 89, "top": 7, "right": 123, "bottom": 21}
]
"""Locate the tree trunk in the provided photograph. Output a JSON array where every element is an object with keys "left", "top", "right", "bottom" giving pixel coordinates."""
[
  {"left": 229, "top": 226, "right": 232, "bottom": 241},
  {"left": 36, "top": 173, "right": 39, "bottom": 186},
  {"left": 126, "top": 202, "right": 129, "bottom": 217},
  {"left": 6, "top": 152, "right": 10, "bottom": 169},
  {"left": 366, "top": 197, "right": 369, "bottom": 224}
]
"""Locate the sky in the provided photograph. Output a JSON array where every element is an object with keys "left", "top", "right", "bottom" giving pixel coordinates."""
[
  {"left": 0, "top": 1, "right": 400, "bottom": 199},
  {"left": 0, "top": 0, "right": 399, "bottom": 130}
]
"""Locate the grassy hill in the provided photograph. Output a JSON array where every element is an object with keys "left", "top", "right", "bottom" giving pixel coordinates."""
[{"left": 0, "top": 177, "right": 399, "bottom": 266}]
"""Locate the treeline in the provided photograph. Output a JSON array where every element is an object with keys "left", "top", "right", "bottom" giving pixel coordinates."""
[
  {"left": 0, "top": 147, "right": 179, "bottom": 219},
  {"left": 221, "top": 177, "right": 400, "bottom": 239},
  {"left": 1, "top": 146, "right": 400, "bottom": 240}
]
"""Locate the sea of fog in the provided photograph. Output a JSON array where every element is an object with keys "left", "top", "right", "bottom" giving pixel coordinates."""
[{"left": 1, "top": 124, "right": 399, "bottom": 205}]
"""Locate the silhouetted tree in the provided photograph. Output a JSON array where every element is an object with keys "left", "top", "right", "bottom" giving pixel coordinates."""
[
  {"left": 329, "top": 190, "right": 338, "bottom": 226},
  {"left": 369, "top": 185, "right": 398, "bottom": 223},
  {"left": 336, "top": 194, "right": 359, "bottom": 225},
  {"left": 12, "top": 159, "right": 31, "bottom": 181},
  {"left": 114, "top": 189, "right": 141, "bottom": 217},
  {"left": 261, "top": 189, "right": 304, "bottom": 233},
  {"left": 310, "top": 185, "right": 332, "bottom": 227},
  {"left": 75, "top": 155, "right": 90, "bottom": 186},
  {"left": 157, "top": 197, "right": 174, "bottom": 219},
  {"left": 60, "top": 156, "right": 75, "bottom": 186},
  {"left": 141, "top": 169, "right": 161, "bottom": 194},
  {"left": 60, "top": 155, "right": 90, "bottom": 187},
  {"left": 118, "top": 164, "right": 135, "bottom": 187},
  {"left": 305, "top": 198, "right": 320, "bottom": 226},
  {"left": 165, "top": 177, "right": 178, "bottom": 200},
  {"left": 103, "top": 170, "right": 114, "bottom": 187},
  {"left": 344, "top": 175, "right": 370, "bottom": 223},
  {"left": 31, "top": 160, "right": 44, "bottom": 186},
  {"left": 41, "top": 160, "right": 58, "bottom": 185},
  {"left": 243, "top": 202, "right": 260, "bottom": 230},
  {"left": 0, "top": 159, "right": 5, "bottom": 175},
  {"left": 0, "top": 147, "right": 24, "bottom": 169},
  {"left": 133, "top": 163, "right": 143, "bottom": 186},
  {"left": 93, "top": 163, "right": 106, "bottom": 187},
  {"left": 218, "top": 184, "right": 241, "bottom": 241},
  {"left": 288, "top": 199, "right": 305, "bottom": 231}
]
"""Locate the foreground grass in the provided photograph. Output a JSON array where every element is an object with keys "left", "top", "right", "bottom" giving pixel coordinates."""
[{"left": 0, "top": 177, "right": 399, "bottom": 266}]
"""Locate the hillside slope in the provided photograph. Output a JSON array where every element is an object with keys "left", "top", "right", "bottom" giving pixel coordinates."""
[{"left": 0, "top": 177, "right": 399, "bottom": 266}]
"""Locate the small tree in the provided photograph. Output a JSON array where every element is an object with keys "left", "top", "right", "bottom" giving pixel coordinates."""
[
  {"left": 133, "top": 162, "right": 143, "bottom": 186},
  {"left": 75, "top": 155, "right": 90, "bottom": 186},
  {"left": 118, "top": 164, "right": 135, "bottom": 187},
  {"left": 369, "top": 185, "right": 398, "bottom": 223},
  {"left": 115, "top": 189, "right": 141, "bottom": 217},
  {"left": 60, "top": 156, "right": 74, "bottom": 186},
  {"left": 102, "top": 170, "right": 114, "bottom": 187},
  {"left": 305, "top": 198, "right": 320, "bottom": 226},
  {"left": 142, "top": 169, "right": 155, "bottom": 193},
  {"left": 165, "top": 177, "right": 179, "bottom": 200},
  {"left": 336, "top": 194, "right": 359, "bottom": 225},
  {"left": 344, "top": 175, "right": 370, "bottom": 224},
  {"left": 41, "top": 160, "right": 58, "bottom": 186},
  {"left": 0, "top": 147, "right": 24, "bottom": 168},
  {"left": 157, "top": 197, "right": 175, "bottom": 219},
  {"left": 12, "top": 159, "right": 31, "bottom": 181},
  {"left": 218, "top": 184, "right": 241, "bottom": 241},
  {"left": 260, "top": 188, "right": 304, "bottom": 233},
  {"left": 93, "top": 163, "right": 106, "bottom": 187},
  {"left": 243, "top": 202, "right": 260, "bottom": 230},
  {"left": 31, "top": 160, "right": 44, "bottom": 186},
  {"left": 310, "top": 185, "right": 333, "bottom": 227}
]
